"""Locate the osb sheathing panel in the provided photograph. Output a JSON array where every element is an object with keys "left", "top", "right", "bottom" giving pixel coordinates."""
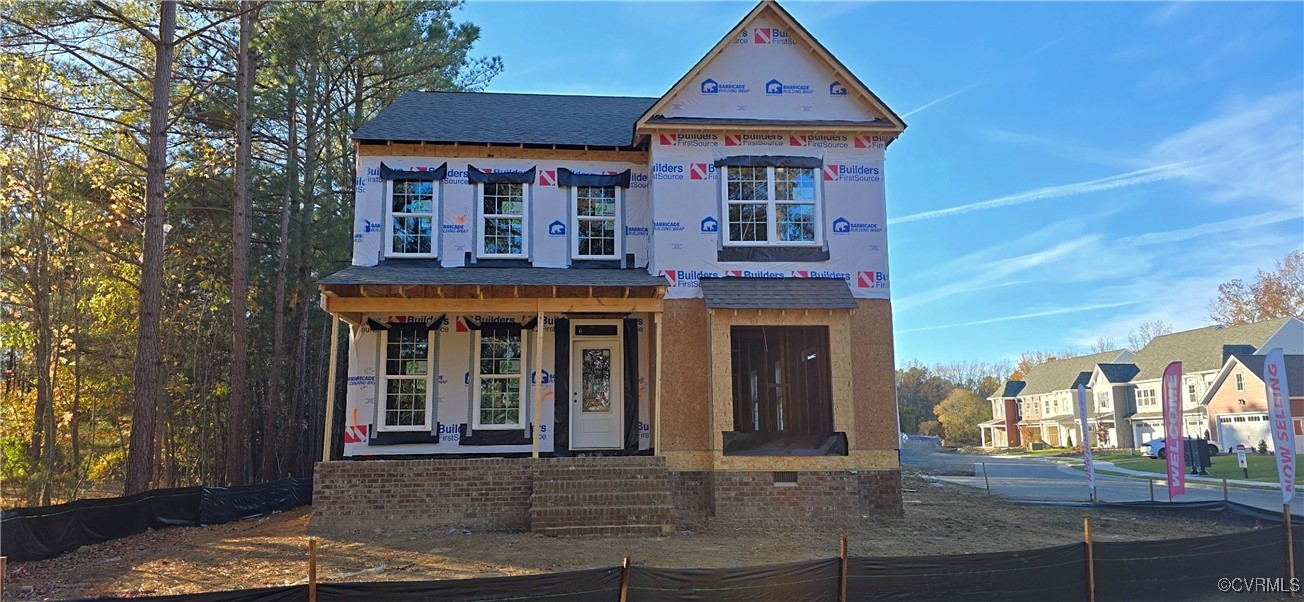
[
  {"left": 708, "top": 308, "right": 855, "bottom": 453},
  {"left": 357, "top": 143, "right": 647, "bottom": 164},
  {"left": 659, "top": 298, "right": 713, "bottom": 456},
  {"left": 851, "top": 299, "right": 899, "bottom": 451}
]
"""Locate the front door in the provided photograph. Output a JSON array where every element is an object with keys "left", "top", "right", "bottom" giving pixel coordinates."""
[{"left": 570, "top": 341, "right": 622, "bottom": 449}]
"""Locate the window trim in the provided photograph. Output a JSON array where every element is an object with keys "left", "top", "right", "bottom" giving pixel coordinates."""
[
  {"left": 570, "top": 185, "right": 622, "bottom": 260},
  {"left": 720, "top": 165, "right": 822, "bottom": 247},
  {"left": 378, "top": 329, "right": 435, "bottom": 433},
  {"left": 472, "top": 329, "right": 526, "bottom": 431},
  {"left": 476, "top": 182, "right": 529, "bottom": 259},
  {"left": 384, "top": 179, "right": 438, "bottom": 259},
  {"left": 1235, "top": 372, "right": 1245, "bottom": 392}
]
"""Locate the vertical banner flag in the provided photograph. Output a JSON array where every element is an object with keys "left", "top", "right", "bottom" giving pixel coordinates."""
[
  {"left": 1162, "top": 361, "right": 1185, "bottom": 500},
  {"left": 1077, "top": 384, "right": 1095, "bottom": 497},
  {"left": 1264, "top": 348, "right": 1295, "bottom": 504}
]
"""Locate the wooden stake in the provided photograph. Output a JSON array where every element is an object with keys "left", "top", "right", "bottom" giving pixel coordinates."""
[
  {"left": 619, "top": 555, "right": 631, "bottom": 602},
  {"left": 2, "top": 556, "right": 7, "bottom": 594},
  {"left": 981, "top": 462, "right": 990, "bottom": 493},
  {"left": 1223, "top": 478, "right": 1229, "bottom": 503},
  {"left": 308, "top": 538, "right": 318, "bottom": 602},
  {"left": 1149, "top": 479, "right": 1155, "bottom": 503},
  {"left": 1286, "top": 504, "right": 1296, "bottom": 598},
  {"left": 839, "top": 535, "right": 849, "bottom": 602},
  {"left": 1084, "top": 518, "right": 1096, "bottom": 602}
]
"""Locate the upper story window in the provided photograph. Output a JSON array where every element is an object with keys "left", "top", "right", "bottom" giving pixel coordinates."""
[
  {"left": 994, "top": 401, "right": 1004, "bottom": 418},
  {"left": 1137, "top": 388, "right": 1157, "bottom": 408},
  {"left": 573, "top": 186, "right": 619, "bottom": 259},
  {"left": 387, "top": 180, "right": 436, "bottom": 257},
  {"left": 1235, "top": 372, "right": 1245, "bottom": 391},
  {"left": 479, "top": 182, "right": 527, "bottom": 258},
  {"left": 723, "top": 165, "right": 820, "bottom": 246},
  {"left": 378, "top": 162, "right": 445, "bottom": 258},
  {"left": 1096, "top": 391, "right": 1111, "bottom": 411}
]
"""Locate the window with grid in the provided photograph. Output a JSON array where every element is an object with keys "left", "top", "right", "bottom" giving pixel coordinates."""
[
  {"left": 724, "top": 166, "right": 820, "bottom": 245},
  {"left": 475, "top": 330, "right": 523, "bottom": 429},
  {"left": 381, "top": 328, "right": 431, "bottom": 431},
  {"left": 387, "top": 180, "right": 436, "bottom": 257},
  {"left": 1137, "top": 388, "right": 1157, "bottom": 408},
  {"left": 1235, "top": 373, "right": 1245, "bottom": 391},
  {"left": 1096, "top": 392, "right": 1111, "bottom": 411},
  {"left": 479, "top": 182, "right": 526, "bottom": 257},
  {"left": 574, "top": 186, "right": 618, "bottom": 259}
]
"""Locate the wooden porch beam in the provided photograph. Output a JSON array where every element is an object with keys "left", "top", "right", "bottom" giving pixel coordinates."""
[{"left": 324, "top": 297, "right": 663, "bottom": 314}]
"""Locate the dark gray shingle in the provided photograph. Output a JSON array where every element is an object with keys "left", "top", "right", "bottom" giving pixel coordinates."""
[
  {"left": 698, "top": 277, "right": 857, "bottom": 309},
  {"left": 353, "top": 91, "right": 657, "bottom": 148},
  {"left": 1097, "top": 363, "right": 1140, "bottom": 384},
  {"left": 319, "top": 261, "right": 668, "bottom": 288}
]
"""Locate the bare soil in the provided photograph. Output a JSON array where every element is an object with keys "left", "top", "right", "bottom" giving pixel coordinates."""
[{"left": 3, "top": 471, "right": 1257, "bottom": 600}]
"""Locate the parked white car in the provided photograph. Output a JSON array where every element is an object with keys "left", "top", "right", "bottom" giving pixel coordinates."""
[{"left": 1141, "top": 437, "right": 1220, "bottom": 459}]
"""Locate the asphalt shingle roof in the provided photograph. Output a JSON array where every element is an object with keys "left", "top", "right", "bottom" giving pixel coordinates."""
[
  {"left": 698, "top": 277, "right": 857, "bottom": 309},
  {"left": 1019, "top": 350, "right": 1129, "bottom": 397},
  {"left": 1096, "top": 363, "right": 1140, "bottom": 384},
  {"left": 1130, "top": 318, "right": 1293, "bottom": 381},
  {"left": 352, "top": 91, "right": 658, "bottom": 148},
  {"left": 1232, "top": 354, "right": 1304, "bottom": 397},
  {"left": 990, "top": 381, "right": 1026, "bottom": 399},
  {"left": 318, "top": 261, "right": 668, "bottom": 288}
]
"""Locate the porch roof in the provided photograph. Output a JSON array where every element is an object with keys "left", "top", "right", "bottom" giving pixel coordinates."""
[
  {"left": 319, "top": 261, "right": 668, "bottom": 288},
  {"left": 699, "top": 277, "right": 857, "bottom": 309}
]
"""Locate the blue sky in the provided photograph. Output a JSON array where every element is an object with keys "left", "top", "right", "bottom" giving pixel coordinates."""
[{"left": 457, "top": 1, "right": 1304, "bottom": 365}]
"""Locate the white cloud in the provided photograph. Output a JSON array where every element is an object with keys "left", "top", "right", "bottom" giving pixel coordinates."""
[
  {"left": 898, "top": 301, "right": 1139, "bottom": 334},
  {"left": 1121, "top": 210, "right": 1303, "bottom": 247}
]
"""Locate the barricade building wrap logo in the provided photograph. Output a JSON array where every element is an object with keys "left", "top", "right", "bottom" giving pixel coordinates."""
[
  {"left": 653, "top": 220, "right": 685, "bottom": 232},
  {"left": 764, "top": 79, "right": 813, "bottom": 96},
  {"left": 753, "top": 27, "right": 796, "bottom": 45},
  {"left": 701, "top": 216, "right": 719, "bottom": 233},
  {"left": 625, "top": 225, "right": 649, "bottom": 237},
  {"left": 354, "top": 218, "right": 383, "bottom": 242},
  {"left": 700, "top": 78, "right": 749, "bottom": 95},
  {"left": 658, "top": 133, "right": 720, "bottom": 147},
  {"left": 829, "top": 81, "right": 848, "bottom": 96},
  {"left": 788, "top": 134, "right": 850, "bottom": 148},
  {"left": 822, "top": 164, "right": 881, "bottom": 182},
  {"left": 442, "top": 212, "right": 468, "bottom": 234},
  {"left": 831, "top": 217, "right": 882, "bottom": 234},
  {"left": 548, "top": 220, "right": 566, "bottom": 236},
  {"left": 724, "top": 133, "right": 785, "bottom": 147}
]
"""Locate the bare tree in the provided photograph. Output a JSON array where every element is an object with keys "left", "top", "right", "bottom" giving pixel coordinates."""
[
  {"left": 1127, "top": 320, "right": 1173, "bottom": 353},
  {"left": 1089, "top": 337, "right": 1117, "bottom": 354}
]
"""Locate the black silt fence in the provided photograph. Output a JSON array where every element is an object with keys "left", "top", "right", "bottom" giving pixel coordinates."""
[
  {"left": 1, "top": 477, "right": 312, "bottom": 562},
  {"left": 847, "top": 543, "right": 1087, "bottom": 601},
  {"left": 1093, "top": 527, "right": 1288, "bottom": 602}
]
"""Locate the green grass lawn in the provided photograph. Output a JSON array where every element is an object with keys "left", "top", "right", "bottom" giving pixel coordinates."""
[{"left": 1091, "top": 450, "right": 1300, "bottom": 483}]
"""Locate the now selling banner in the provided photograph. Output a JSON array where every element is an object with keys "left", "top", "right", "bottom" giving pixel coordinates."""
[
  {"left": 1076, "top": 384, "right": 1095, "bottom": 497},
  {"left": 1162, "top": 361, "right": 1185, "bottom": 500},
  {"left": 1264, "top": 348, "right": 1295, "bottom": 505}
]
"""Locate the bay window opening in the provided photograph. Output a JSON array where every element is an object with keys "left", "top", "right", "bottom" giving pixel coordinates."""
[{"left": 730, "top": 326, "right": 833, "bottom": 434}]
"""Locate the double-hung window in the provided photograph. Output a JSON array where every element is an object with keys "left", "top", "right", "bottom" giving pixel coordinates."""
[
  {"left": 386, "top": 180, "right": 436, "bottom": 257},
  {"left": 573, "top": 186, "right": 619, "bottom": 259},
  {"left": 723, "top": 165, "right": 819, "bottom": 245},
  {"left": 474, "top": 329, "right": 524, "bottom": 429},
  {"left": 1137, "top": 388, "right": 1157, "bottom": 408},
  {"left": 381, "top": 327, "right": 432, "bottom": 431},
  {"left": 479, "top": 182, "right": 527, "bottom": 258}
]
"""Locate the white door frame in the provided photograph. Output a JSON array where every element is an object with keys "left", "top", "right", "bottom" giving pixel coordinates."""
[{"left": 569, "top": 320, "right": 624, "bottom": 450}]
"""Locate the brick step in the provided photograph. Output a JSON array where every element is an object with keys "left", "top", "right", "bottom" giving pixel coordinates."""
[
  {"left": 533, "top": 524, "right": 673, "bottom": 537},
  {"left": 530, "top": 491, "right": 672, "bottom": 509},
  {"left": 531, "top": 504, "right": 672, "bottom": 526}
]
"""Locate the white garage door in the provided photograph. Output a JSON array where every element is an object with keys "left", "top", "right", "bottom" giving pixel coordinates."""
[{"left": 1217, "top": 413, "right": 1273, "bottom": 452}]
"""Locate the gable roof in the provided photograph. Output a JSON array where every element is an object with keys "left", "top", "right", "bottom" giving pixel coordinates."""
[
  {"left": 634, "top": 0, "right": 905, "bottom": 133},
  {"left": 352, "top": 91, "right": 657, "bottom": 148},
  {"left": 1131, "top": 317, "right": 1294, "bottom": 381},
  {"left": 989, "top": 380, "right": 1026, "bottom": 400},
  {"left": 1202, "top": 354, "right": 1304, "bottom": 404},
  {"left": 1096, "top": 363, "right": 1141, "bottom": 384},
  {"left": 699, "top": 277, "right": 856, "bottom": 309},
  {"left": 1019, "top": 350, "right": 1129, "bottom": 397}
]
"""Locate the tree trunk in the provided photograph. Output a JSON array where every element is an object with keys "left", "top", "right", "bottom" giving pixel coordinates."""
[
  {"left": 123, "top": 0, "right": 176, "bottom": 496},
  {"left": 264, "top": 82, "right": 298, "bottom": 482},
  {"left": 226, "top": 0, "right": 257, "bottom": 487}
]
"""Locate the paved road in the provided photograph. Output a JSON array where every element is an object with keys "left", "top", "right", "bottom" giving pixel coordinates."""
[{"left": 901, "top": 444, "right": 1304, "bottom": 515}]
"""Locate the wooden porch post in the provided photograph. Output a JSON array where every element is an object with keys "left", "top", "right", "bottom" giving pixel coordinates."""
[
  {"left": 321, "top": 315, "right": 341, "bottom": 463},
  {"left": 532, "top": 304, "right": 544, "bottom": 459},
  {"left": 653, "top": 312, "right": 664, "bottom": 456}
]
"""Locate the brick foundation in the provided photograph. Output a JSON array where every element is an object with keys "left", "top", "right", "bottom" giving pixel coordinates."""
[
  {"left": 668, "top": 471, "right": 715, "bottom": 528},
  {"left": 670, "top": 468, "right": 903, "bottom": 529}
]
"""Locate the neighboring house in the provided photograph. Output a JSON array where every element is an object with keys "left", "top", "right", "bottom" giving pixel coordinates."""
[
  {"left": 1201, "top": 354, "right": 1304, "bottom": 452},
  {"left": 981, "top": 381, "right": 1025, "bottom": 449},
  {"left": 1118, "top": 317, "right": 1301, "bottom": 447},
  {"left": 312, "top": 0, "right": 908, "bottom": 534},
  {"left": 1085, "top": 363, "right": 1141, "bottom": 448},
  {"left": 1018, "top": 350, "right": 1133, "bottom": 447}
]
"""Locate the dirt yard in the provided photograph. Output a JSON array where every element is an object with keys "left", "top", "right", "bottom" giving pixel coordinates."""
[{"left": 4, "top": 471, "right": 1260, "bottom": 600}]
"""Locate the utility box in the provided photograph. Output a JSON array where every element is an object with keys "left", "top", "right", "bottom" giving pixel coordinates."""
[{"left": 1184, "top": 437, "right": 1212, "bottom": 473}]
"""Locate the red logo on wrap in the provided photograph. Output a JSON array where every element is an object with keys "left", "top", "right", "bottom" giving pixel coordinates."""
[
  {"left": 792, "top": 271, "right": 809, "bottom": 278},
  {"left": 455, "top": 318, "right": 469, "bottom": 333},
  {"left": 822, "top": 165, "right": 840, "bottom": 181},
  {"left": 854, "top": 135, "right": 880, "bottom": 149},
  {"left": 539, "top": 169, "right": 556, "bottom": 186},
  {"left": 856, "top": 271, "right": 876, "bottom": 288},
  {"left": 658, "top": 270, "right": 677, "bottom": 286},
  {"left": 789, "top": 135, "right": 808, "bottom": 146},
  {"left": 690, "top": 163, "right": 712, "bottom": 180},
  {"left": 724, "top": 134, "right": 743, "bottom": 146},
  {"left": 726, "top": 270, "right": 743, "bottom": 277},
  {"left": 344, "top": 424, "right": 367, "bottom": 444},
  {"left": 754, "top": 28, "right": 771, "bottom": 44},
  {"left": 659, "top": 134, "right": 677, "bottom": 146}
]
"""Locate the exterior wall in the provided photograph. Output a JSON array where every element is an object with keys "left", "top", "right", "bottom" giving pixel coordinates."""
[
  {"left": 1205, "top": 366, "right": 1304, "bottom": 446},
  {"left": 312, "top": 458, "right": 534, "bottom": 532},
  {"left": 659, "top": 298, "right": 713, "bottom": 471},
  {"left": 1003, "top": 398, "right": 1021, "bottom": 446},
  {"left": 708, "top": 470, "right": 902, "bottom": 526}
]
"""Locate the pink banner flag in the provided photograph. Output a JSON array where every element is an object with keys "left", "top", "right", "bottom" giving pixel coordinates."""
[
  {"left": 1077, "top": 384, "right": 1096, "bottom": 498},
  {"left": 1162, "top": 361, "right": 1185, "bottom": 500},
  {"left": 1264, "top": 348, "right": 1295, "bottom": 505}
]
